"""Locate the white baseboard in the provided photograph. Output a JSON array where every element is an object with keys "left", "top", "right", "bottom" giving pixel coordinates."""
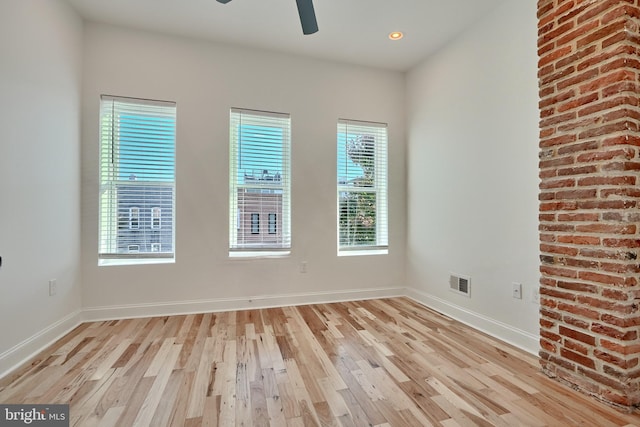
[
  {"left": 0, "top": 310, "right": 83, "bottom": 380},
  {"left": 82, "top": 286, "right": 405, "bottom": 322},
  {"left": 405, "top": 287, "right": 539, "bottom": 355},
  {"left": 1, "top": 286, "right": 538, "bottom": 381}
]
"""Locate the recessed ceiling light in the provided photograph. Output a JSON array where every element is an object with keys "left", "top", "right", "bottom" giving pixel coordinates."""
[{"left": 389, "top": 32, "right": 404, "bottom": 41}]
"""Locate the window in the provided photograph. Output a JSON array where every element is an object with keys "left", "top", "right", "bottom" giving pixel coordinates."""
[
  {"left": 99, "top": 95, "right": 176, "bottom": 263},
  {"left": 251, "top": 213, "right": 260, "bottom": 234},
  {"left": 337, "top": 119, "right": 388, "bottom": 254},
  {"left": 151, "top": 207, "right": 161, "bottom": 229},
  {"left": 268, "top": 213, "right": 277, "bottom": 235},
  {"left": 129, "top": 207, "right": 140, "bottom": 230},
  {"left": 229, "top": 108, "right": 291, "bottom": 255}
]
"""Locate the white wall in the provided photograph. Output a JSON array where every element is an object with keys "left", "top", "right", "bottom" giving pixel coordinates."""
[
  {"left": 405, "top": 1, "right": 540, "bottom": 352},
  {"left": 80, "top": 24, "right": 406, "bottom": 317},
  {"left": 0, "top": 0, "right": 83, "bottom": 372}
]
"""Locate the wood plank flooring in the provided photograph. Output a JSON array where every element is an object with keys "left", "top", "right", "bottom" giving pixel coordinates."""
[{"left": 1, "top": 297, "right": 639, "bottom": 426}]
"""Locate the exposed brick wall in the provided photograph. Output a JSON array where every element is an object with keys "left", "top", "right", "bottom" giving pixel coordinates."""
[{"left": 537, "top": 0, "right": 640, "bottom": 408}]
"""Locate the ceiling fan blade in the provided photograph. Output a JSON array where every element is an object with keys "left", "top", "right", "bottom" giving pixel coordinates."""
[{"left": 295, "top": 0, "right": 318, "bottom": 35}]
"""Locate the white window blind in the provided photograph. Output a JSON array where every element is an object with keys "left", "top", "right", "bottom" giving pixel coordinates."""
[
  {"left": 99, "top": 95, "right": 176, "bottom": 262},
  {"left": 337, "top": 119, "right": 388, "bottom": 253},
  {"left": 229, "top": 108, "right": 291, "bottom": 253}
]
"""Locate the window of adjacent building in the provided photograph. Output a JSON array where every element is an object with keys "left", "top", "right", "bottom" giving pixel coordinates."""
[
  {"left": 151, "top": 207, "right": 161, "bottom": 230},
  {"left": 129, "top": 207, "right": 140, "bottom": 230},
  {"left": 99, "top": 95, "right": 176, "bottom": 264},
  {"left": 337, "top": 119, "right": 388, "bottom": 255},
  {"left": 229, "top": 108, "right": 291, "bottom": 255},
  {"left": 251, "top": 213, "right": 260, "bottom": 234},
  {"left": 268, "top": 213, "right": 277, "bottom": 235}
]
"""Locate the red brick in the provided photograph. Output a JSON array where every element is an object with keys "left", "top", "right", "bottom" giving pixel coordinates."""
[
  {"left": 578, "top": 96, "right": 638, "bottom": 117},
  {"left": 577, "top": 271, "right": 626, "bottom": 286},
  {"left": 539, "top": 45, "right": 573, "bottom": 68},
  {"left": 563, "top": 315, "right": 592, "bottom": 330},
  {"left": 575, "top": 223, "right": 637, "bottom": 234},
  {"left": 556, "top": 45, "right": 597, "bottom": 69},
  {"left": 540, "top": 112, "right": 578, "bottom": 128},
  {"left": 577, "top": 120, "right": 638, "bottom": 139},
  {"left": 555, "top": 189, "right": 597, "bottom": 199},
  {"left": 565, "top": 338, "right": 590, "bottom": 355},
  {"left": 541, "top": 178, "right": 576, "bottom": 189},
  {"left": 541, "top": 329, "right": 563, "bottom": 343},
  {"left": 541, "top": 338, "right": 558, "bottom": 353},
  {"left": 540, "top": 134, "right": 578, "bottom": 148},
  {"left": 559, "top": 302, "right": 601, "bottom": 321},
  {"left": 541, "top": 307, "right": 563, "bottom": 321},
  {"left": 578, "top": 176, "right": 636, "bottom": 186},
  {"left": 602, "top": 187, "right": 640, "bottom": 199},
  {"left": 557, "top": 69, "right": 600, "bottom": 91},
  {"left": 557, "top": 140, "right": 599, "bottom": 155},
  {"left": 540, "top": 156, "right": 576, "bottom": 169},
  {"left": 601, "top": 161, "right": 640, "bottom": 172},
  {"left": 560, "top": 325, "right": 597, "bottom": 345},
  {"left": 541, "top": 244, "right": 580, "bottom": 257},
  {"left": 558, "top": 93, "right": 600, "bottom": 113},
  {"left": 601, "top": 313, "right": 640, "bottom": 328},
  {"left": 577, "top": 44, "right": 637, "bottom": 72},
  {"left": 557, "top": 235, "right": 601, "bottom": 245},
  {"left": 579, "top": 70, "right": 637, "bottom": 94},
  {"left": 557, "top": 165, "right": 597, "bottom": 176},
  {"left": 557, "top": 21, "right": 599, "bottom": 46},
  {"left": 591, "top": 323, "right": 638, "bottom": 340},
  {"left": 576, "top": 20, "right": 628, "bottom": 48},
  {"left": 577, "top": 366, "right": 630, "bottom": 392},
  {"left": 603, "top": 238, "right": 640, "bottom": 248},
  {"left": 602, "top": 288, "right": 631, "bottom": 301},
  {"left": 602, "top": 4, "right": 640, "bottom": 24},
  {"left": 558, "top": 117, "right": 601, "bottom": 133},
  {"left": 541, "top": 265, "right": 579, "bottom": 279},
  {"left": 561, "top": 347, "right": 596, "bottom": 369},
  {"left": 540, "top": 19, "right": 575, "bottom": 42},
  {"left": 557, "top": 280, "right": 599, "bottom": 294},
  {"left": 601, "top": 339, "right": 640, "bottom": 356},
  {"left": 557, "top": 212, "right": 599, "bottom": 221},
  {"left": 602, "top": 81, "right": 640, "bottom": 99},
  {"left": 541, "top": 286, "right": 579, "bottom": 301},
  {"left": 541, "top": 318, "right": 556, "bottom": 329}
]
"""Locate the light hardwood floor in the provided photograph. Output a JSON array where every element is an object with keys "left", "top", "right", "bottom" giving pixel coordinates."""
[{"left": 1, "top": 297, "right": 638, "bottom": 426}]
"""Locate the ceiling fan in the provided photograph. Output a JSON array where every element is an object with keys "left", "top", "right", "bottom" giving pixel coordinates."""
[{"left": 216, "top": 0, "right": 319, "bottom": 35}]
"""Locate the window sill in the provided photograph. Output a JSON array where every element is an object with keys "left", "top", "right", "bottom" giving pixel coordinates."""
[
  {"left": 99, "top": 257, "right": 175, "bottom": 267},
  {"left": 229, "top": 251, "right": 291, "bottom": 259},
  {"left": 338, "top": 248, "right": 388, "bottom": 257}
]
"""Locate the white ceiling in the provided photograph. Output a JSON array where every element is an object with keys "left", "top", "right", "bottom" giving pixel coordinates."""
[{"left": 63, "top": 0, "right": 506, "bottom": 71}]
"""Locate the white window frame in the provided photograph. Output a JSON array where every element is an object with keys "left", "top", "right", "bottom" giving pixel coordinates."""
[
  {"left": 229, "top": 108, "right": 291, "bottom": 257},
  {"left": 98, "top": 95, "right": 176, "bottom": 265},
  {"left": 337, "top": 119, "right": 388, "bottom": 256}
]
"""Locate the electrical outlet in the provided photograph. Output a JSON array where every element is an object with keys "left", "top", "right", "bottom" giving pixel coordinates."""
[
  {"left": 49, "top": 279, "right": 57, "bottom": 296},
  {"left": 512, "top": 282, "right": 522, "bottom": 299},
  {"left": 300, "top": 261, "right": 308, "bottom": 273}
]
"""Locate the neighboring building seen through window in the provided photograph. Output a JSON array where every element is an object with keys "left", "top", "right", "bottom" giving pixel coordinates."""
[
  {"left": 337, "top": 119, "right": 388, "bottom": 254},
  {"left": 229, "top": 108, "right": 291, "bottom": 254},
  {"left": 98, "top": 95, "right": 176, "bottom": 263}
]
